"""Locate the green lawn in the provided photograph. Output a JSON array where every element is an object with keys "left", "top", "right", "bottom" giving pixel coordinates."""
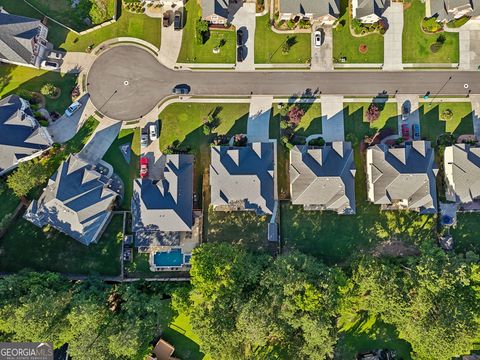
[
  {"left": 0, "top": 214, "right": 123, "bottom": 275},
  {"left": 450, "top": 213, "right": 480, "bottom": 254},
  {"left": 402, "top": 0, "right": 459, "bottom": 63},
  {"left": 163, "top": 311, "right": 209, "bottom": 360},
  {"left": 336, "top": 314, "right": 413, "bottom": 359},
  {"left": 204, "top": 207, "right": 269, "bottom": 252},
  {"left": 102, "top": 128, "right": 140, "bottom": 210},
  {"left": 332, "top": 0, "right": 384, "bottom": 63},
  {"left": 28, "top": 0, "right": 115, "bottom": 31},
  {"left": 0, "top": 0, "right": 161, "bottom": 51},
  {"left": 280, "top": 102, "right": 437, "bottom": 265},
  {"left": 177, "top": 0, "right": 236, "bottom": 63},
  {"left": 418, "top": 102, "right": 473, "bottom": 142},
  {"left": 295, "top": 102, "right": 322, "bottom": 136},
  {"left": 255, "top": 14, "right": 311, "bottom": 64},
  {"left": 0, "top": 64, "right": 77, "bottom": 113},
  {"left": 158, "top": 102, "right": 249, "bottom": 205}
]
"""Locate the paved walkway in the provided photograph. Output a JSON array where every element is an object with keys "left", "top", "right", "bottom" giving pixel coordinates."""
[
  {"left": 247, "top": 96, "right": 273, "bottom": 142},
  {"left": 78, "top": 118, "right": 122, "bottom": 165},
  {"left": 159, "top": 9, "right": 183, "bottom": 69},
  {"left": 383, "top": 3, "right": 404, "bottom": 71},
  {"left": 311, "top": 26, "right": 333, "bottom": 71},
  {"left": 231, "top": 2, "right": 256, "bottom": 71},
  {"left": 320, "top": 95, "right": 344, "bottom": 142}
]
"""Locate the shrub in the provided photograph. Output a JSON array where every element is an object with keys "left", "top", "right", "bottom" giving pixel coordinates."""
[
  {"left": 309, "top": 137, "right": 325, "bottom": 147},
  {"left": 441, "top": 108, "right": 453, "bottom": 121},
  {"left": 40, "top": 83, "right": 58, "bottom": 97},
  {"left": 203, "top": 123, "right": 211, "bottom": 135},
  {"left": 233, "top": 134, "right": 247, "bottom": 146},
  {"left": 422, "top": 17, "right": 443, "bottom": 33},
  {"left": 196, "top": 19, "right": 209, "bottom": 45},
  {"left": 287, "top": 106, "right": 305, "bottom": 127},
  {"left": 437, "top": 34, "right": 446, "bottom": 44},
  {"left": 39, "top": 119, "right": 49, "bottom": 127},
  {"left": 365, "top": 103, "right": 380, "bottom": 122}
]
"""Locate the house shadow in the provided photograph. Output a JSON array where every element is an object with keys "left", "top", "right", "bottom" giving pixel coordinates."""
[{"left": 162, "top": 326, "right": 205, "bottom": 360}]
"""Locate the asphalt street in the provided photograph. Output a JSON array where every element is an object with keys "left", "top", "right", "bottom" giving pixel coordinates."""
[{"left": 87, "top": 45, "right": 480, "bottom": 121}]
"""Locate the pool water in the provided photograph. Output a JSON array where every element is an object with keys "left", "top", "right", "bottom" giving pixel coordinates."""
[{"left": 153, "top": 248, "right": 183, "bottom": 267}]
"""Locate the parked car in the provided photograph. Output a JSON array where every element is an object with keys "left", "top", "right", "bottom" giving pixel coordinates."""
[
  {"left": 237, "top": 29, "right": 244, "bottom": 46},
  {"left": 64, "top": 101, "right": 82, "bottom": 117},
  {"left": 140, "top": 157, "right": 149, "bottom": 178},
  {"left": 314, "top": 29, "right": 323, "bottom": 48},
  {"left": 174, "top": 10, "right": 182, "bottom": 30},
  {"left": 237, "top": 46, "right": 244, "bottom": 62},
  {"left": 412, "top": 123, "right": 420, "bottom": 140},
  {"left": 140, "top": 131, "right": 149, "bottom": 148},
  {"left": 149, "top": 123, "right": 158, "bottom": 141},
  {"left": 48, "top": 51, "right": 63, "bottom": 60},
  {"left": 401, "top": 123, "right": 410, "bottom": 140},
  {"left": 163, "top": 11, "right": 171, "bottom": 27},
  {"left": 172, "top": 84, "right": 190, "bottom": 95},
  {"left": 402, "top": 100, "right": 411, "bottom": 121},
  {"left": 41, "top": 60, "right": 59, "bottom": 70}
]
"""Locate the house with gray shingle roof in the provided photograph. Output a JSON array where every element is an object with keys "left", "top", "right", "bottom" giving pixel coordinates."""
[
  {"left": 132, "top": 154, "right": 195, "bottom": 251},
  {"left": 278, "top": 0, "right": 340, "bottom": 24},
  {"left": 290, "top": 142, "right": 356, "bottom": 214},
  {"left": 352, "top": 0, "right": 388, "bottom": 23},
  {"left": 366, "top": 141, "right": 438, "bottom": 214},
  {"left": 24, "top": 154, "right": 119, "bottom": 245},
  {"left": 201, "top": 0, "right": 230, "bottom": 24},
  {"left": 210, "top": 142, "right": 274, "bottom": 215},
  {"left": 427, "top": 0, "right": 480, "bottom": 23},
  {"left": 0, "top": 10, "right": 51, "bottom": 67},
  {"left": 0, "top": 94, "right": 52, "bottom": 176},
  {"left": 444, "top": 144, "right": 480, "bottom": 209}
]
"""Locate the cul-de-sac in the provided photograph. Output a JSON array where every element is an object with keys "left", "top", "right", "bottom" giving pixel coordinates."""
[{"left": 0, "top": 0, "right": 480, "bottom": 359}]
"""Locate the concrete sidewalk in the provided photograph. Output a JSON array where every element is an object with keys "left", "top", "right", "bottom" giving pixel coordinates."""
[
  {"left": 383, "top": 3, "right": 404, "bottom": 71},
  {"left": 247, "top": 96, "right": 273, "bottom": 142}
]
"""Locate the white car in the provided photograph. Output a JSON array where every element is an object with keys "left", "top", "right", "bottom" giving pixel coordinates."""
[
  {"left": 41, "top": 60, "right": 60, "bottom": 70},
  {"left": 65, "top": 101, "right": 82, "bottom": 117},
  {"left": 149, "top": 123, "right": 158, "bottom": 141},
  {"left": 314, "top": 30, "right": 323, "bottom": 48}
]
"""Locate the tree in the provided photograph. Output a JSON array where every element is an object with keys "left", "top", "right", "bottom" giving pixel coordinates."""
[
  {"left": 196, "top": 19, "right": 210, "bottom": 45},
  {"left": 7, "top": 161, "right": 49, "bottom": 198},
  {"left": 287, "top": 106, "right": 305, "bottom": 127},
  {"left": 40, "top": 83, "right": 58, "bottom": 97},
  {"left": 365, "top": 103, "right": 380, "bottom": 122}
]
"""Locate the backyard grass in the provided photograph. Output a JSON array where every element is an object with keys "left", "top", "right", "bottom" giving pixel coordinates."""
[
  {"left": 255, "top": 14, "right": 311, "bottom": 63},
  {"left": 158, "top": 102, "right": 249, "bottom": 205},
  {"left": 0, "top": 64, "right": 77, "bottom": 113},
  {"left": 177, "top": 0, "right": 236, "bottom": 63},
  {"left": 336, "top": 314, "right": 412, "bottom": 359},
  {"left": 0, "top": 185, "right": 19, "bottom": 228},
  {"left": 27, "top": 0, "right": 116, "bottom": 31},
  {"left": 0, "top": 214, "right": 123, "bottom": 275},
  {"left": 102, "top": 128, "right": 140, "bottom": 210},
  {"left": 332, "top": 0, "right": 384, "bottom": 63},
  {"left": 163, "top": 311, "right": 209, "bottom": 360},
  {"left": 0, "top": 0, "right": 162, "bottom": 51},
  {"left": 450, "top": 213, "right": 480, "bottom": 254},
  {"left": 402, "top": 0, "right": 459, "bottom": 63},
  {"left": 418, "top": 101, "right": 473, "bottom": 142},
  {"left": 204, "top": 207, "right": 269, "bottom": 252},
  {"left": 280, "top": 102, "right": 436, "bottom": 265}
]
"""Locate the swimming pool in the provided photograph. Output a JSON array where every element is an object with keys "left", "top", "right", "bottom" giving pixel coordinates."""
[{"left": 153, "top": 248, "right": 183, "bottom": 267}]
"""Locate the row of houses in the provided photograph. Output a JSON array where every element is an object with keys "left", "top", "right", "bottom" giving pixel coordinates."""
[{"left": 203, "top": 0, "right": 480, "bottom": 25}]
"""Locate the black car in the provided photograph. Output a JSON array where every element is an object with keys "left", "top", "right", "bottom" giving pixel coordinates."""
[
  {"left": 172, "top": 84, "right": 190, "bottom": 95},
  {"left": 163, "top": 11, "right": 171, "bottom": 27},
  {"left": 174, "top": 10, "right": 182, "bottom": 30},
  {"left": 236, "top": 29, "right": 243, "bottom": 46},
  {"left": 237, "top": 46, "right": 244, "bottom": 62}
]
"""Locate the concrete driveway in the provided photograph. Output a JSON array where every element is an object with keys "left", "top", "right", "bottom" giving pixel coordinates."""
[
  {"left": 247, "top": 96, "right": 273, "bottom": 142},
  {"left": 231, "top": 2, "right": 256, "bottom": 71},
  {"left": 78, "top": 118, "right": 122, "bottom": 165},
  {"left": 311, "top": 26, "right": 333, "bottom": 71},
  {"left": 59, "top": 52, "right": 96, "bottom": 74},
  {"left": 159, "top": 8, "right": 184, "bottom": 68},
  {"left": 458, "top": 23, "right": 480, "bottom": 71},
  {"left": 321, "top": 95, "right": 344, "bottom": 142},
  {"left": 141, "top": 120, "right": 164, "bottom": 180},
  {"left": 396, "top": 94, "right": 420, "bottom": 139},
  {"left": 383, "top": 3, "right": 404, "bottom": 71},
  {"left": 47, "top": 93, "right": 94, "bottom": 143}
]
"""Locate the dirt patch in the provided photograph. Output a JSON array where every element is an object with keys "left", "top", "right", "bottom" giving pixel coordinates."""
[
  {"left": 359, "top": 44, "right": 368, "bottom": 54},
  {"left": 403, "top": 1, "right": 412, "bottom": 10},
  {"left": 373, "top": 240, "right": 420, "bottom": 257}
]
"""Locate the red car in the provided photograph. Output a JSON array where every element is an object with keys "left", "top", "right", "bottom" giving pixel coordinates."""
[
  {"left": 401, "top": 123, "right": 410, "bottom": 140},
  {"left": 140, "top": 157, "right": 149, "bottom": 178}
]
